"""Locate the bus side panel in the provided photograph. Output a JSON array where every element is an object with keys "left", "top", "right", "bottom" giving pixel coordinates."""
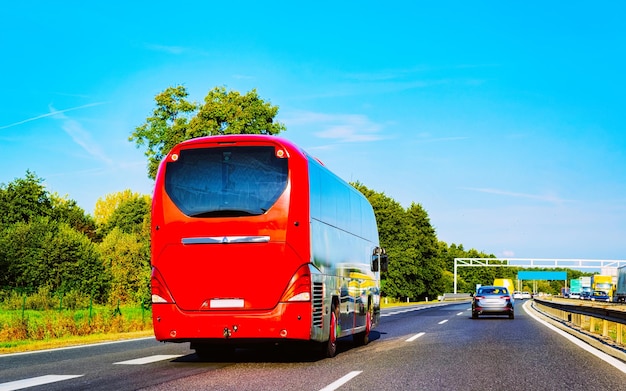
[{"left": 308, "top": 157, "right": 381, "bottom": 339}]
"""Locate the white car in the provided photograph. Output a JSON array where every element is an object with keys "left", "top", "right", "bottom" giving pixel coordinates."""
[
  {"left": 513, "top": 291, "right": 523, "bottom": 300},
  {"left": 521, "top": 291, "right": 532, "bottom": 299}
]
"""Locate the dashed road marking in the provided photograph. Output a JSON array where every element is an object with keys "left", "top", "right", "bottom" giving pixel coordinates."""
[
  {"left": 381, "top": 305, "right": 439, "bottom": 317},
  {"left": 113, "top": 354, "right": 183, "bottom": 365},
  {"left": 0, "top": 375, "right": 83, "bottom": 391},
  {"left": 319, "top": 371, "right": 362, "bottom": 391},
  {"left": 405, "top": 332, "right": 425, "bottom": 342}
]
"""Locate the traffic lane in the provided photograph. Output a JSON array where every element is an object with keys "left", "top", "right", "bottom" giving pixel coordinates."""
[
  {"left": 340, "top": 300, "right": 626, "bottom": 391},
  {"left": 379, "top": 302, "right": 470, "bottom": 339},
  {"left": 140, "top": 303, "right": 468, "bottom": 390},
  {"left": 0, "top": 338, "right": 223, "bottom": 391},
  {"left": 9, "top": 300, "right": 626, "bottom": 391}
]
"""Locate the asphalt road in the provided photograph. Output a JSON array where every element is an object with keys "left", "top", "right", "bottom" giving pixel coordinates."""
[{"left": 2, "top": 301, "right": 626, "bottom": 391}]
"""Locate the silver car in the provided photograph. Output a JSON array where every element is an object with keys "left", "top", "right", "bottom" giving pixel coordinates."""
[{"left": 472, "top": 285, "right": 515, "bottom": 319}]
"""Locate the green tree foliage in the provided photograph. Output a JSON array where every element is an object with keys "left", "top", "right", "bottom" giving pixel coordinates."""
[
  {"left": 130, "top": 85, "right": 286, "bottom": 179},
  {"left": 50, "top": 194, "right": 98, "bottom": 241},
  {"left": 0, "top": 217, "right": 108, "bottom": 301},
  {"left": 98, "top": 194, "right": 151, "bottom": 305},
  {"left": 99, "top": 227, "right": 151, "bottom": 305},
  {"left": 104, "top": 196, "right": 151, "bottom": 236},
  {"left": 0, "top": 170, "right": 51, "bottom": 225},
  {"left": 94, "top": 189, "right": 142, "bottom": 226},
  {"left": 352, "top": 182, "right": 444, "bottom": 300}
]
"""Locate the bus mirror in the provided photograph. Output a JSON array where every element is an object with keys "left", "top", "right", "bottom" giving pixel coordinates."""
[
  {"left": 371, "top": 248, "right": 388, "bottom": 272},
  {"left": 380, "top": 253, "right": 388, "bottom": 272}
]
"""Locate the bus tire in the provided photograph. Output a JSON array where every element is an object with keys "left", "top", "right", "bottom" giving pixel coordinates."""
[
  {"left": 324, "top": 303, "right": 339, "bottom": 358},
  {"left": 354, "top": 304, "right": 372, "bottom": 346}
]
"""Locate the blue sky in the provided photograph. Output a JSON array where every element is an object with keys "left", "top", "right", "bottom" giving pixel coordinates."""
[{"left": 1, "top": 2, "right": 625, "bottom": 260}]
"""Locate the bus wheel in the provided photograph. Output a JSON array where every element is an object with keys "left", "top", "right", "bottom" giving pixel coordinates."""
[
  {"left": 354, "top": 306, "right": 372, "bottom": 346},
  {"left": 324, "top": 304, "right": 339, "bottom": 358}
]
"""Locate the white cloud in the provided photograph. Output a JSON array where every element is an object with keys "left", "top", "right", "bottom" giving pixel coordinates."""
[
  {"left": 283, "top": 110, "right": 386, "bottom": 143},
  {"left": 0, "top": 102, "right": 105, "bottom": 130},
  {"left": 50, "top": 105, "right": 113, "bottom": 166}
]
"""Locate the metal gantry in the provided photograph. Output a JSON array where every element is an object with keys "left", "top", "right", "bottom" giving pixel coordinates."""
[{"left": 453, "top": 258, "right": 626, "bottom": 293}]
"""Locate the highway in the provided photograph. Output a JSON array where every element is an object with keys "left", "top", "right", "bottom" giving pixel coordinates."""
[{"left": 2, "top": 301, "right": 626, "bottom": 391}]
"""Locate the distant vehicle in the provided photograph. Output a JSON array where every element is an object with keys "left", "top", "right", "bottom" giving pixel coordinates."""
[
  {"left": 590, "top": 290, "right": 610, "bottom": 302},
  {"left": 570, "top": 279, "right": 582, "bottom": 298},
  {"left": 472, "top": 286, "right": 514, "bottom": 319},
  {"left": 521, "top": 291, "right": 532, "bottom": 299},
  {"left": 513, "top": 291, "right": 523, "bottom": 300},
  {"left": 580, "top": 289, "right": 592, "bottom": 300},
  {"left": 614, "top": 266, "right": 626, "bottom": 302},
  {"left": 591, "top": 275, "right": 615, "bottom": 300}
]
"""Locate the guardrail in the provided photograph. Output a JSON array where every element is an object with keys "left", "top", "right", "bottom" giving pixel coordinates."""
[
  {"left": 533, "top": 298, "right": 626, "bottom": 346},
  {"left": 440, "top": 293, "right": 472, "bottom": 302}
]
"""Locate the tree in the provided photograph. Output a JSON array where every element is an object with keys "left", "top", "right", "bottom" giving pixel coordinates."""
[
  {"left": 104, "top": 196, "right": 151, "bottom": 236},
  {"left": 0, "top": 217, "right": 107, "bottom": 301},
  {"left": 0, "top": 170, "right": 52, "bottom": 225},
  {"left": 99, "top": 227, "right": 150, "bottom": 305},
  {"left": 94, "top": 190, "right": 144, "bottom": 226},
  {"left": 130, "top": 85, "right": 286, "bottom": 180},
  {"left": 50, "top": 194, "right": 98, "bottom": 240},
  {"left": 405, "top": 203, "right": 446, "bottom": 300}
]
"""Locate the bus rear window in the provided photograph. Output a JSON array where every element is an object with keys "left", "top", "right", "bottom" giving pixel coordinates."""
[{"left": 164, "top": 146, "right": 288, "bottom": 217}]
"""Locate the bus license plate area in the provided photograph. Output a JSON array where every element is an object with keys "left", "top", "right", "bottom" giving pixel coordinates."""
[{"left": 210, "top": 299, "right": 244, "bottom": 308}]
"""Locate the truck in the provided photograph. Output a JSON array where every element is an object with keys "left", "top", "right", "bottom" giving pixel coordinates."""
[
  {"left": 580, "top": 276, "right": 592, "bottom": 299},
  {"left": 614, "top": 266, "right": 626, "bottom": 302},
  {"left": 493, "top": 278, "right": 515, "bottom": 296},
  {"left": 591, "top": 275, "right": 614, "bottom": 300},
  {"left": 569, "top": 279, "right": 582, "bottom": 299}
]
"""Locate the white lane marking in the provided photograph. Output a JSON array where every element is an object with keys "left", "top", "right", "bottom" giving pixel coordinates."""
[
  {"left": 319, "top": 371, "right": 362, "bottom": 391},
  {"left": 0, "top": 336, "right": 155, "bottom": 358},
  {"left": 114, "top": 354, "right": 182, "bottom": 365},
  {"left": 381, "top": 305, "right": 439, "bottom": 317},
  {"left": 0, "top": 375, "right": 83, "bottom": 391},
  {"left": 405, "top": 332, "right": 425, "bottom": 342},
  {"left": 523, "top": 301, "right": 626, "bottom": 373},
  {"left": 438, "top": 319, "right": 448, "bottom": 325},
  {"left": 457, "top": 312, "right": 464, "bottom": 316}
]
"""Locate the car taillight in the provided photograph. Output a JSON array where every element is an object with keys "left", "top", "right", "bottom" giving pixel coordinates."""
[
  {"left": 475, "top": 296, "right": 485, "bottom": 300},
  {"left": 502, "top": 296, "right": 511, "bottom": 300},
  {"left": 151, "top": 267, "right": 175, "bottom": 304},
  {"left": 280, "top": 264, "right": 312, "bottom": 302}
]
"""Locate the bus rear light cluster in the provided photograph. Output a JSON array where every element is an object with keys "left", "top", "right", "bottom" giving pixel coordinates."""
[
  {"left": 151, "top": 267, "right": 175, "bottom": 304},
  {"left": 281, "top": 264, "right": 312, "bottom": 302}
]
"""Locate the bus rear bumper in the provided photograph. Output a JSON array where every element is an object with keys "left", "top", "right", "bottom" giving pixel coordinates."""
[{"left": 152, "top": 301, "right": 314, "bottom": 343}]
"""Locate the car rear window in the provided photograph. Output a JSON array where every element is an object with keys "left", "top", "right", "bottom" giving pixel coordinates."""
[{"left": 478, "top": 287, "right": 508, "bottom": 295}]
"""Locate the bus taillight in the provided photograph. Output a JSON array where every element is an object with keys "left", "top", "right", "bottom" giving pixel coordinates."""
[
  {"left": 151, "top": 267, "right": 175, "bottom": 304},
  {"left": 281, "top": 264, "right": 312, "bottom": 302}
]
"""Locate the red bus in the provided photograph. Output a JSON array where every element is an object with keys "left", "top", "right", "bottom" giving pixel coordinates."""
[{"left": 150, "top": 134, "right": 386, "bottom": 358}]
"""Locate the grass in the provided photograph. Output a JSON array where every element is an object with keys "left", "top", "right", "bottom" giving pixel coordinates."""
[{"left": 0, "top": 304, "right": 153, "bottom": 354}]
